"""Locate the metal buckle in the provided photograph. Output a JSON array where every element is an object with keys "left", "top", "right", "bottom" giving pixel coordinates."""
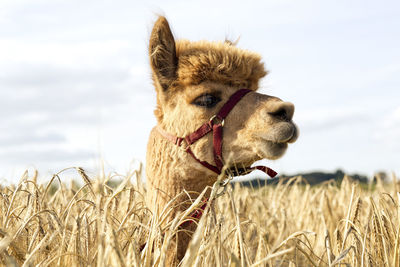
[{"left": 209, "top": 115, "right": 225, "bottom": 126}]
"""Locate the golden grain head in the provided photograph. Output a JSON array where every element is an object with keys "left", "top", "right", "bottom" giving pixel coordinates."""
[{"left": 0, "top": 169, "right": 398, "bottom": 266}]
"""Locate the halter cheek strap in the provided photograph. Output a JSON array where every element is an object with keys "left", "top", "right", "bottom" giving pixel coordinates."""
[{"left": 155, "top": 88, "right": 277, "bottom": 178}]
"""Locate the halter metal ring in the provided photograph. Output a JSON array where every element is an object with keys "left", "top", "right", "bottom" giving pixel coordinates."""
[{"left": 209, "top": 115, "right": 225, "bottom": 126}]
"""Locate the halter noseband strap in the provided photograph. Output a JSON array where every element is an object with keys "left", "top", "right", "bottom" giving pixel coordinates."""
[{"left": 156, "top": 88, "right": 277, "bottom": 178}]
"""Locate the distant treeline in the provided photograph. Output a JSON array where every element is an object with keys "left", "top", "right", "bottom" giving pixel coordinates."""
[{"left": 239, "top": 169, "right": 373, "bottom": 187}]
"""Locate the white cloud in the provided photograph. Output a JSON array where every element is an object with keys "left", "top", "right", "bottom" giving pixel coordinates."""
[
  {"left": 0, "top": 39, "right": 133, "bottom": 66},
  {"left": 0, "top": 132, "right": 65, "bottom": 147}
]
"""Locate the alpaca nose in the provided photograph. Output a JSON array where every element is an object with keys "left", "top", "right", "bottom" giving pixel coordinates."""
[{"left": 268, "top": 102, "right": 294, "bottom": 121}]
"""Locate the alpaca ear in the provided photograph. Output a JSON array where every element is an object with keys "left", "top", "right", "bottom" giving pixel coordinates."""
[{"left": 149, "top": 16, "right": 177, "bottom": 91}]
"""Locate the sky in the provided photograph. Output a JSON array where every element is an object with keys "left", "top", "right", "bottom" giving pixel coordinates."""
[{"left": 1, "top": 0, "right": 399, "bottom": 183}]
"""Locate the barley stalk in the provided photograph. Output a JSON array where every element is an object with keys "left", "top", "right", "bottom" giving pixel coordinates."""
[{"left": 0, "top": 169, "right": 398, "bottom": 266}]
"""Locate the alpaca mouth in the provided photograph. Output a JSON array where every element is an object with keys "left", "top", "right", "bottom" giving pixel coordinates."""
[
  {"left": 282, "top": 125, "right": 298, "bottom": 144},
  {"left": 227, "top": 128, "right": 297, "bottom": 174},
  {"left": 263, "top": 122, "right": 299, "bottom": 145},
  {"left": 251, "top": 124, "right": 298, "bottom": 161},
  {"left": 257, "top": 140, "right": 289, "bottom": 160}
]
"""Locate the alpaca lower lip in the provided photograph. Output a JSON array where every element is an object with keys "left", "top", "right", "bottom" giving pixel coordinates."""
[
  {"left": 257, "top": 140, "right": 288, "bottom": 160},
  {"left": 268, "top": 141, "right": 288, "bottom": 149}
]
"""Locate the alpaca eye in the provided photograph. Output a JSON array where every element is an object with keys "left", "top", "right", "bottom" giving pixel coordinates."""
[{"left": 193, "top": 94, "right": 221, "bottom": 108}]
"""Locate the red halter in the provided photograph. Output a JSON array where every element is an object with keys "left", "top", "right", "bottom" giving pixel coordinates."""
[{"left": 156, "top": 88, "right": 277, "bottom": 178}]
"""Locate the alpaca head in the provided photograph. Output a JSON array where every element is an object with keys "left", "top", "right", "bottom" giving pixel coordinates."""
[{"left": 149, "top": 17, "right": 298, "bottom": 175}]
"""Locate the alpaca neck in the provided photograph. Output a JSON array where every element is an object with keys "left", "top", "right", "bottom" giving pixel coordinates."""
[{"left": 145, "top": 127, "right": 216, "bottom": 212}]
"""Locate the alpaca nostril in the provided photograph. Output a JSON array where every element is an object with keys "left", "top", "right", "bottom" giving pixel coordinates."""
[
  {"left": 268, "top": 102, "right": 294, "bottom": 121},
  {"left": 269, "top": 108, "right": 288, "bottom": 121}
]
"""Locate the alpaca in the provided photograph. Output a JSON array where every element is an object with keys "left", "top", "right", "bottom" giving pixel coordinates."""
[{"left": 146, "top": 16, "right": 298, "bottom": 264}]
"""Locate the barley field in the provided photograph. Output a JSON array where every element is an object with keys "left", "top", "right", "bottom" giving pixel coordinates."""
[{"left": 0, "top": 167, "right": 399, "bottom": 266}]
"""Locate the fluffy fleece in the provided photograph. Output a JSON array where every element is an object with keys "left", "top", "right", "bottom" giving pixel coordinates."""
[{"left": 175, "top": 40, "right": 267, "bottom": 90}]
